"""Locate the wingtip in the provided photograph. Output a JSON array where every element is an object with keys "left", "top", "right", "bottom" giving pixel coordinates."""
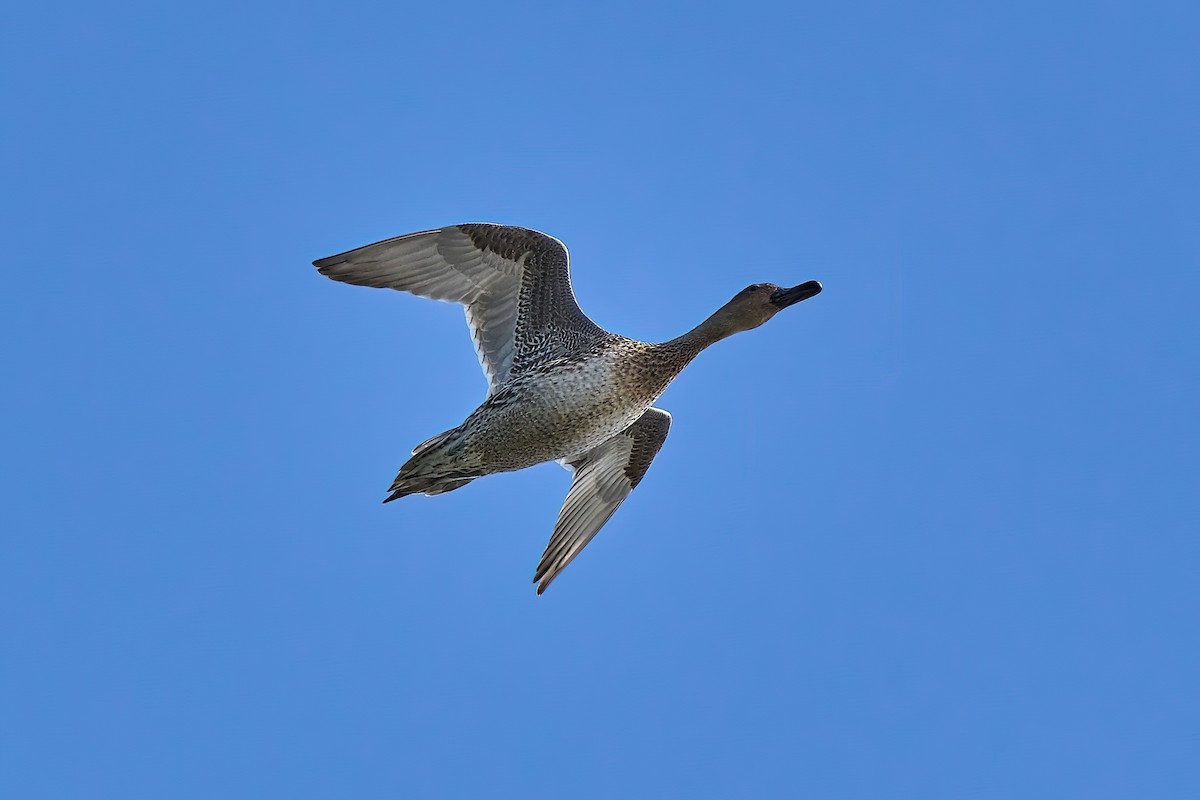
[{"left": 311, "top": 255, "right": 344, "bottom": 272}]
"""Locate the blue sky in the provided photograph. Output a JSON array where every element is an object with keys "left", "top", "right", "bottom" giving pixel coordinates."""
[{"left": 3, "top": 1, "right": 1198, "bottom": 797}]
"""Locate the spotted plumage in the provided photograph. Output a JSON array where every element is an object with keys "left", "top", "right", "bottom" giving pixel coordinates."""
[{"left": 314, "top": 223, "right": 822, "bottom": 593}]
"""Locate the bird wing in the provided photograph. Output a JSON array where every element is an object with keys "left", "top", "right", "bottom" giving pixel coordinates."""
[
  {"left": 534, "top": 407, "right": 672, "bottom": 594},
  {"left": 313, "top": 224, "right": 602, "bottom": 392}
]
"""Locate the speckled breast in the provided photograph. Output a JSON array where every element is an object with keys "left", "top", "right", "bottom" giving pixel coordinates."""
[{"left": 466, "top": 346, "right": 667, "bottom": 471}]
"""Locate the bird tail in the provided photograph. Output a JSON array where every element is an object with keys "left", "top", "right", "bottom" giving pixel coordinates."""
[
  {"left": 384, "top": 476, "right": 475, "bottom": 502},
  {"left": 383, "top": 427, "right": 478, "bottom": 502}
]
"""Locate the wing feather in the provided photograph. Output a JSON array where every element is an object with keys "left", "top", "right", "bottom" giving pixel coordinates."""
[
  {"left": 313, "top": 223, "right": 600, "bottom": 392},
  {"left": 533, "top": 408, "right": 672, "bottom": 594}
]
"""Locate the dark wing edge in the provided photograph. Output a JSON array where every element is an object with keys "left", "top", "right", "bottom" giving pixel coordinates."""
[
  {"left": 456, "top": 224, "right": 604, "bottom": 376},
  {"left": 312, "top": 223, "right": 598, "bottom": 390}
]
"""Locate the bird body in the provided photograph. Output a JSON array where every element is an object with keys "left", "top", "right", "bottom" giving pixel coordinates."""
[
  {"left": 463, "top": 337, "right": 685, "bottom": 467},
  {"left": 388, "top": 336, "right": 676, "bottom": 494},
  {"left": 314, "top": 223, "right": 822, "bottom": 592}
]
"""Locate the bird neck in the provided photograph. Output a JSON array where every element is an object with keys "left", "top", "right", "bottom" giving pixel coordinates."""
[{"left": 660, "top": 307, "right": 740, "bottom": 360}]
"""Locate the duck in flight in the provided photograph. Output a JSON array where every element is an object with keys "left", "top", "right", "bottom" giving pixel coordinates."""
[{"left": 314, "top": 224, "right": 822, "bottom": 593}]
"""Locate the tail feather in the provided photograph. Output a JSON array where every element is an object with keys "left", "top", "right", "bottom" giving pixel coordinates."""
[
  {"left": 382, "top": 477, "right": 476, "bottom": 503},
  {"left": 423, "top": 478, "right": 474, "bottom": 496},
  {"left": 383, "top": 488, "right": 412, "bottom": 503},
  {"left": 384, "top": 426, "right": 479, "bottom": 502},
  {"left": 410, "top": 427, "right": 458, "bottom": 457}
]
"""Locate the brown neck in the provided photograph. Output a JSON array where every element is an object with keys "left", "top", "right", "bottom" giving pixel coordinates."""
[{"left": 661, "top": 306, "right": 741, "bottom": 361}]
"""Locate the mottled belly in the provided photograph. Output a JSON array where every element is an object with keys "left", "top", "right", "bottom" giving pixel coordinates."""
[{"left": 467, "top": 371, "right": 652, "bottom": 472}]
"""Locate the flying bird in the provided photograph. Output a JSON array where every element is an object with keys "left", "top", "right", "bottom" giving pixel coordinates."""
[{"left": 314, "top": 224, "right": 822, "bottom": 593}]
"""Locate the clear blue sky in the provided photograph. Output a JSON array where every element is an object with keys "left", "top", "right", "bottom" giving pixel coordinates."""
[{"left": 3, "top": 1, "right": 1197, "bottom": 797}]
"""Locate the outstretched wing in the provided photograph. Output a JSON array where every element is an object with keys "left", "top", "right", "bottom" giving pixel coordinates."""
[
  {"left": 313, "top": 224, "right": 602, "bottom": 392},
  {"left": 534, "top": 408, "right": 672, "bottom": 594}
]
